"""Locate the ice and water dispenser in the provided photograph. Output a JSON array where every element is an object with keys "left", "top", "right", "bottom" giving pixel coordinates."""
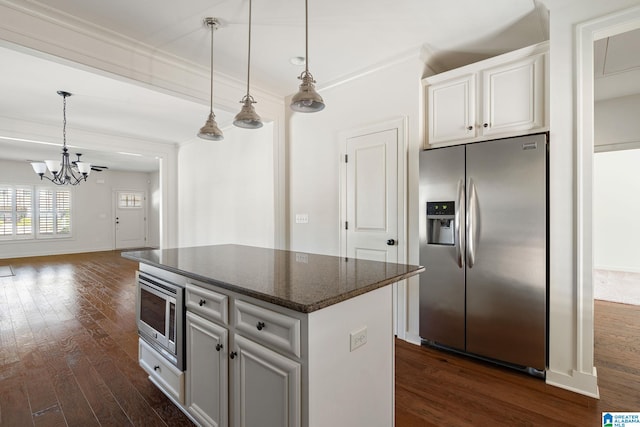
[{"left": 426, "top": 201, "right": 455, "bottom": 245}]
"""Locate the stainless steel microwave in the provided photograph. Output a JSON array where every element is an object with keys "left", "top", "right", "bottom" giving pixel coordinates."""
[{"left": 136, "top": 271, "right": 185, "bottom": 370}]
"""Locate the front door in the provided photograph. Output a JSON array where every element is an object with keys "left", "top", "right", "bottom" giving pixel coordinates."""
[
  {"left": 114, "top": 190, "right": 146, "bottom": 249},
  {"left": 345, "top": 128, "right": 398, "bottom": 263}
]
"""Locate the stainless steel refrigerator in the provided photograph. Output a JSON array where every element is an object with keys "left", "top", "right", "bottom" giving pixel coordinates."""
[{"left": 419, "top": 133, "right": 547, "bottom": 374}]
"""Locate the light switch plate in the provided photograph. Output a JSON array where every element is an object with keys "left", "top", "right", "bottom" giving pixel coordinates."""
[{"left": 295, "top": 213, "right": 309, "bottom": 224}]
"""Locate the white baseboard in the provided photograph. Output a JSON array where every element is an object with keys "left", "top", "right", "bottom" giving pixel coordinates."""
[
  {"left": 594, "top": 265, "right": 640, "bottom": 274},
  {"left": 546, "top": 367, "right": 600, "bottom": 398},
  {"left": 402, "top": 333, "right": 422, "bottom": 346}
]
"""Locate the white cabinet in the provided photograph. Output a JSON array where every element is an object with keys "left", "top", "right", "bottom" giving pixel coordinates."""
[
  {"left": 184, "top": 283, "right": 301, "bottom": 427},
  {"left": 186, "top": 311, "right": 229, "bottom": 427},
  {"left": 424, "top": 42, "right": 548, "bottom": 147},
  {"left": 427, "top": 74, "right": 476, "bottom": 144},
  {"left": 481, "top": 54, "right": 545, "bottom": 137},
  {"left": 231, "top": 334, "right": 301, "bottom": 427}
]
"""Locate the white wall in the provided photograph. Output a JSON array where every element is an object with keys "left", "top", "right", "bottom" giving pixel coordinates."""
[
  {"left": 0, "top": 158, "right": 158, "bottom": 258},
  {"left": 287, "top": 54, "right": 423, "bottom": 339},
  {"left": 178, "top": 124, "right": 275, "bottom": 249},
  {"left": 593, "top": 149, "right": 640, "bottom": 272},
  {"left": 148, "top": 170, "right": 161, "bottom": 248},
  {"left": 595, "top": 94, "right": 640, "bottom": 151},
  {"left": 594, "top": 95, "right": 640, "bottom": 271}
]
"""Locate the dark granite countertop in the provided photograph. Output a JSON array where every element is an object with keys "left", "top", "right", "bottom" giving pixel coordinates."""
[{"left": 123, "top": 244, "right": 424, "bottom": 313}]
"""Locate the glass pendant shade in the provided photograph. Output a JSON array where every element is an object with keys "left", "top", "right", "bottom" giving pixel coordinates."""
[
  {"left": 45, "top": 159, "right": 61, "bottom": 174},
  {"left": 76, "top": 162, "right": 91, "bottom": 175},
  {"left": 291, "top": 71, "right": 325, "bottom": 112},
  {"left": 31, "top": 162, "right": 47, "bottom": 175},
  {"left": 198, "top": 112, "right": 224, "bottom": 141},
  {"left": 233, "top": 96, "right": 263, "bottom": 129}
]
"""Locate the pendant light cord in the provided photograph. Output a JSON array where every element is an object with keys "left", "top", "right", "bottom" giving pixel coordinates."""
[
  {"left": 62, "top": 93, "right": 68, "bottom": 148},
  {"left": 246, "top": 0, "right": 253, "bottom": 97},
  {"left": 209, "top": 22, "right": 215, "bottom": 114},
  {"left": 305, "top": 0, "right": 309, "bottom": 74}
]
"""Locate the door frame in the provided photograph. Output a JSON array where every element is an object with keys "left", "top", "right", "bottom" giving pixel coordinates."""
[
  {"left": 561, "top": 5, "right": 640, "bottom": 397},
  {"left": 339, "top": 116, "right": 408, "bottom": 337},
  {"left": 112, "top": 188, "right": 148, "bottom": 249}
]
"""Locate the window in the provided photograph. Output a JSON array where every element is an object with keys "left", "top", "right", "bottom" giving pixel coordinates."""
[
  {"left": 118, "top": 192, "right": 143, "bottom": 208},
  {"left": 0, "top": 185, "right": 71, "bottom": 240},
  {"left": 37, "top": 188, "right": 71, "bottom": 237},
  {"left": 0, "top": 186, "right": 34, "bottom": 238}
]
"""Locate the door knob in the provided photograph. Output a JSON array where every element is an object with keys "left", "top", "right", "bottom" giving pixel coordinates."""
[{"left": 387, "top": 239, "right": 396, "bottom": 246}]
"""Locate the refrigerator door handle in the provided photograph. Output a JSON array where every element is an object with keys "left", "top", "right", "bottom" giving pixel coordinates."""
[
  {"left": 455, "top": 179, "right": 465, "bottom": 268},
  {"left": 467, "top": 179, "right": 477, "bottom": 268}
]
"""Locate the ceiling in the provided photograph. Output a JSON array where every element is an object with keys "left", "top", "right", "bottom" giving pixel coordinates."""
[
  {"left": 594, "top": 28, "right": 640, "bottom": 101},
  {"left": 1, "top": 0, "right": 632, "bottom": 173}
]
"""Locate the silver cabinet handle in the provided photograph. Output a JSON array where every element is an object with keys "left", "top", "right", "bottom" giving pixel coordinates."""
[
  {"left": 455, "top": 179, "right": 465, "bottom": 269},
  {"left": 466, "top": 179, "right": 478, "bottom": 268}
]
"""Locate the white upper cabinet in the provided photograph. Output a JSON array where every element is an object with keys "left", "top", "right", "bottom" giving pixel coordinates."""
[
  {"left": 427, "top": 74, "right": 477, "bottom": 144},
  {"left": 424, "top": 42, "right": 548, "bottom": 147},
  {"left": 481, "top": 54, "right": 545, "bottom": 137}
]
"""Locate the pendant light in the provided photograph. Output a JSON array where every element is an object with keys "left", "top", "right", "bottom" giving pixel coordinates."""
[
  {"left": 233, "top": 0, "right": 262, "bottom": 129},
  {"left": 31, "top": 91, "right": 92, "bottom": 185},
  {"left": 198, "top": 17, "right": 224, "bottom": 141},
  {"left": 290, "top": 0, "right": 325, "bottom": 113}
]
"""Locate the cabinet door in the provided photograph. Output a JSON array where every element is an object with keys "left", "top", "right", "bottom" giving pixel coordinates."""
[
  {"left": 186, "top": 311, "right": 229, "bottom": 427},
  {"left": 230, "top": 334, "right": 301, "bottom": 427},
  {"left": 427, "top": 74, "right": 476, "bottom": 145},
  {"left": 481, "top": 53, "right": 545, "bottom": 137}
]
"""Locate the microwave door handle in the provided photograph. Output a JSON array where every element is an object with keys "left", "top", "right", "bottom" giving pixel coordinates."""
[
  {"left": 165, "top": 300, "right": 172, "bottom": 342},
  {"left": 455, "top": 179, "right": 465, "bottom": 269}
]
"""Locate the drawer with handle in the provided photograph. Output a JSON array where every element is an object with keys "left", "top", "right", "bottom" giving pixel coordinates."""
[
  {"left": 234, "top": 299, "right": 301, "bottom": 358},
  {"left": 186, "top": 283, "right": 229, "bottom": 325},
  {"left": 139, "top": 338, "right": 184, "bottom": 404}
]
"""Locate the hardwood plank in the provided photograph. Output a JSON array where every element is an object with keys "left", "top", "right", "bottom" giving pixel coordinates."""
[
  {"left": 0, "top": 375, "right": 33, "bottom": 427},
  {"left": 66, "top": 349, "right": 133, "bottom": 426}
]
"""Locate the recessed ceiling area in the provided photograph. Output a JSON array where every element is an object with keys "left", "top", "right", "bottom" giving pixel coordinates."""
[{"left": 594, "top": 28, "right": 640, "bottom": 101}]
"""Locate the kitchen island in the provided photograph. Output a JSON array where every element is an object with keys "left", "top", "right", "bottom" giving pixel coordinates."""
[{"left": 124, "top": 244, "right": 424, "bottom": 427}]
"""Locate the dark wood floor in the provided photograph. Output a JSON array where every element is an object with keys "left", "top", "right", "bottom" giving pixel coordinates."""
[{"left": 0, "top": 251, "right": 637, "bottom": 426}]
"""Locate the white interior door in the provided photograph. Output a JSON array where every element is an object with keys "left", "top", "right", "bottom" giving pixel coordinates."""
[
  {"left": 345, "top": 129, "right": 398, "bottom": 263},
  {"left": 114, "top": 190, "right": 146, "bottom": 249}
]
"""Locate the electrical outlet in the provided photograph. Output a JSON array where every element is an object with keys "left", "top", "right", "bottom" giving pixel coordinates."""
[
  {"left": 350, "top": 327, "right": 367, "bottom": 352},
  {"left": 295, "top": 213, "right": 309, "bottom": 224}
]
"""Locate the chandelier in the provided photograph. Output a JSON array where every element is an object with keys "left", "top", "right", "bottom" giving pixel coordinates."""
[{"left": 31, "top": 91, "right": 93, "bottom": 185}]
